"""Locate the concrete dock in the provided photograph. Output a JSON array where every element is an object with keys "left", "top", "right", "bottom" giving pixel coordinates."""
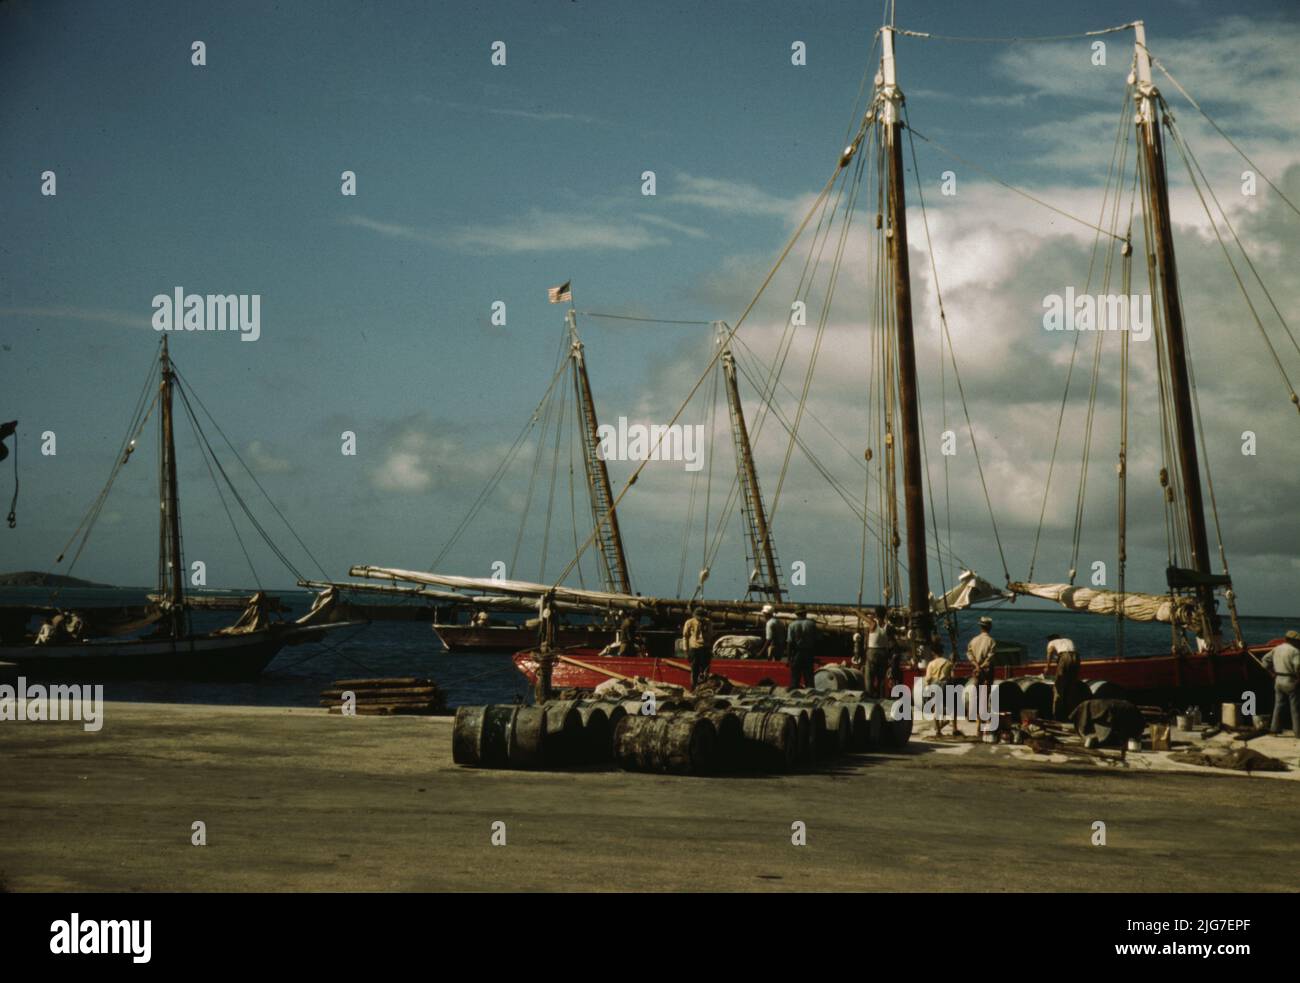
[{"left": 1, "top": 702, "right": 1297, "bottom": 892}]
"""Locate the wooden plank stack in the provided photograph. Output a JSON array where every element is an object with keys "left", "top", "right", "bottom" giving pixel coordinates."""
[{"left": 321, "top": 677, "right": 445, "bottom": 716}]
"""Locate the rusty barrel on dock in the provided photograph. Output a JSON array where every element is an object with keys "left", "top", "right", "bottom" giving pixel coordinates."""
[
  {"left": 452, "top": 704, "right": 547, "bottom": 768},
  {"left": 819, "top": 701, "right": 855, "bottom": 754},
  {"left": 573, "top": 699, "right": 614, "bottom": 762},
  {"left": 861, "top": 696, "right": 912, "bottom": 748},
  {"left": 662, "top": 708, "right": 743, "bottom": 772},
  {"left": 857, "top": 699, "right": 885, "bottom": 749},
  {"left": 733, "top": 696, "right": 811, "bottom": 759},
  {"left": 612, "top": 713, "right": 717, "bottom": 776},
  {"left": 738, "top": 709, "right": 798, "bottom": 772},
  {"left": 542, "top": 700, "right": 584, "bottom": 766}
]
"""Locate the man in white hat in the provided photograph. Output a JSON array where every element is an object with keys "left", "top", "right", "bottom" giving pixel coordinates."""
[
  {"left": 760, "top": 604, "right": 786, "bottom": 663},
  {"left": 1264, "top": 630, "right": 1300, "bottom": 736},
  {"left": 967, "top": 616, "right": 997, "bottom": 688}
]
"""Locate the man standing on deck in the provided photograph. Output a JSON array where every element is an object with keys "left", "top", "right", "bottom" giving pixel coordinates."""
[
  {"left": 614, "top": 612, "right": 639, "bottom": 658},
  {"left": 786, "top": 609, "right": 818, "bottom": 689},
  {"left": 866, "top": 608, "right": 892, "bottom": 697},
  {"left": 683, "top": 607, "right": 711, "bottom": 689},
  {"left": 1046, "top": 633, "right": 1081, "bottom": 720},
  {"left": 1264, "top": 630, "right": 1300, "bottom": 736},
  {"left": 967, "top": 617, "right": 997, "bottom": 689},
  {"left": 760, "top": 604, "right": 786, "bottom": 663}
]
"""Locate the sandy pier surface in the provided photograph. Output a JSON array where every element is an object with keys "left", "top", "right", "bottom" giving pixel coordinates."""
[{"left": 1, "top": 701, "right": 1296, "bottom": 892}]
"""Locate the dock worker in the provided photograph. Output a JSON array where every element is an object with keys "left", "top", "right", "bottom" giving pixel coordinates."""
[
  {"left": 866, "top": 607, "right": 893, "bottom": 697},
  {"left": 786, "top": 609, "right": 818, "bottom": 689},
  {"left": 967, "top": 616, "right": 997, "bottom": 689},
  {"left": 923, "top": 639, "right": 955, "bottom": 736},
  {"left": 1045, "top": 633, "right": 1081, "bottom": 720},
  {"left": 683, "top": 607, "right": 711, "bottom": 689},
  {"left": 614, "top": 612, "right": 639, "bottom": 658},
  {"left": 1264, "top": 630, "right": 1300, "bottom": 737},
  {"left": 761, "top": 604, "right": 786, "bottom": 662}
]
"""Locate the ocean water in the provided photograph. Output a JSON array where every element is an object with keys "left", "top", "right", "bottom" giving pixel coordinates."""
[{"left": 2, "top": 587, "right": 1294, "bottom": 709}]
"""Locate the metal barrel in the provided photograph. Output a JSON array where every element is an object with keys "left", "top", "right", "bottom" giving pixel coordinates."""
[
  {"left": 573, "top": 700, "right": 613, "bottom": 762},
  {"left": 740, "top": 700, "right": 814, "bottom": 762},
  {"left": 505, "top": 705, "right": 547, "bottom": 768},
  {"left": 452, "top": 704, "right": 547, "bottom": 768},
  {"left": 452, "top": 705, "right": 490, "bottom": 766},
  {"left": 739, "top": 709, "right": 798, "bottom": 772},
  {"left": 663, "top": 708, "right": 742, "bottom": 772},
  {"left": 542, "top": 700, "right": 584, "bottom": 767},
  {"left": 990, "top": 679, "right": 1024, "bottom": 719},
  {"left": 1014, "top": 676, "right": 1054, "bottom": 717},
  {"left": 612, "top": 713, "right": 718, "bottom": 776},
  {"left": 858, "top": 700, "right": 885, "bottom": 749},
  {"left": 813, "top": 665, "right": 866, "bottom": 691},
  {"left": 1085, "top": 678, "right": 1125, "bottom": 700},
  {"left": 861, "top": 696, "right": 912, "bottom": 748},
  {"left": 819, "top": 701, "right": 853, "bottom": 754}
]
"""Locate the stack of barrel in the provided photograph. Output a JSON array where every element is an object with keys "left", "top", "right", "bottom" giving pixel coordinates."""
[
  {"left": 452, "top": 669, "right": 912, "bottom": 775},
  {"left": 322, "top": 677, "right": 445, "bottom": 715}
]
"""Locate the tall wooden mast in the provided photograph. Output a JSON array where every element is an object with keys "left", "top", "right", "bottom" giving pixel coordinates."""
[
  {"left": 880, "top": 26, "right": 933, "bottom": 646},
  {"left": 157, "top": 337, "right": 186, "bottom": 636},
  {"left": 568, "top": 310, "right": 632, "bottom": 595},
  {"left": 719, "top": 335, "right": 783, "bottom": 601},
  {"left": 1133, "top": 21, "right": 1221, "bottom": 642}
]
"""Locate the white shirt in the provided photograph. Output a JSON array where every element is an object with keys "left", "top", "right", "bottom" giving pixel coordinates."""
[
  {"left": 1265, "top": 642, "right": 1300, "bottom": 693},
  {"left": 1046, "top": 638, "right": 1077, "bottom": 657}
]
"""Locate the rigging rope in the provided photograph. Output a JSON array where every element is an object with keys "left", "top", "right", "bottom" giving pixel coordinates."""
[
  {"left": 551, "top": 120, "right": 867, "bottom": 589},
  {"left": 903, "top": 105, "right": 1012, "bottom": 584},
  {"left": 172, "top": 364, "right": 332, "bottom": 583},
  {"left": 1164, "top": 113, "right": 1300, "bottom": 410},
  {"left": 1139, "top": 43, "right": 1300, "bottom": 220},
  {"left": 576, "top": 311, "right": 713, "bottom": 326},
  {"left": 906, "top": 125, "right": 1130, "bottom": 242},
  {"left": 892, "top": 23, "right": 1136, "bottom": 43}
]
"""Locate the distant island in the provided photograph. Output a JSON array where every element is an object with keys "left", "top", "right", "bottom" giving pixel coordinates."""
[{"left": 0, "top": 571, "right": 111, "bottom": 588}]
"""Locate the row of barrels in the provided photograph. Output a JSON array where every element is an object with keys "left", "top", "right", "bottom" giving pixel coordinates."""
[
  {"left": 452, "top": 689, "right": 912, "bottom": 775},
  {"left": 987, "top": 676, "right": 1122, "bottom": 719},
  {"left": 817, "top": 664, "right": 1123, "bottom": 721}
]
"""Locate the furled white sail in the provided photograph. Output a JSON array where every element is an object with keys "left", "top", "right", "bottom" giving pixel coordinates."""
[
  {"left": 933, "top": 570, "right": 1010, "bottom": 614},
  {"left": 1008, "top": 581, "right": 1196, "bottom": 625}
]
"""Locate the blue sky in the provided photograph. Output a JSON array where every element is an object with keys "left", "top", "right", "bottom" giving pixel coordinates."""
[{"left": 2, "top": 0, "right": 1298, "bottom": 616}]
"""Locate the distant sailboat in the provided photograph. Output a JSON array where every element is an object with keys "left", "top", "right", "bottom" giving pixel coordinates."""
[{"left": 0, "top": 338, "right": 354, "bottom": 679}]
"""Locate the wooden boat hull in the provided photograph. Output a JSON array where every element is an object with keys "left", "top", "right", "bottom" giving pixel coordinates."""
[
  {"left": 513, "top": 641, "right": 1279, "bottom": 710},
  {"left": 0, "top": 629, "right": 290, "bottom": 680},
  {"left": 434, "top": 623, "right": 677, "bottom": 657}
]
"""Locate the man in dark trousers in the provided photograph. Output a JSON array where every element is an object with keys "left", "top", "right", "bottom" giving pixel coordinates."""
[
  {"left": 786, "top": 609, "right": 818, "bottom": 689},
  {"left": 683, "top": 607, "right": 710, "bottom": 689},
  {"left": 1046, "top": 633, "right": 1081, "bottom": 720}
]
